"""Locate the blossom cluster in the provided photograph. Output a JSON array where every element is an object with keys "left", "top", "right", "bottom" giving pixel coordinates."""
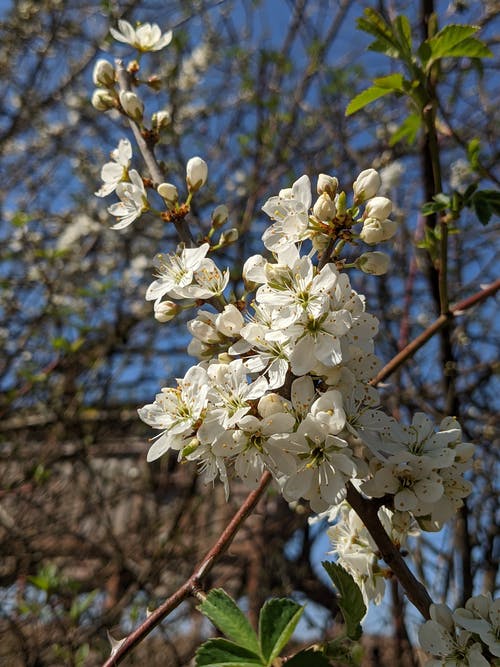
[
  {"left": 419, "top": 597, "right": 500, "bottom": 666},
  {"left": 89, "top": 18, "right": 496, "bottom": 665}
]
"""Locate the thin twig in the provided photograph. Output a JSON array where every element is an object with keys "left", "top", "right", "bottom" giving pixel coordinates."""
[
  {"left": 102, "top": 471, "right": 273, "bottom": 666},
  {"left": 371, "top": 278, "right": 500, "bottom": 386}
]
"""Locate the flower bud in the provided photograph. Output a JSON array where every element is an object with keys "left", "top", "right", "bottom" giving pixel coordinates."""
[
  {"left": 91, "top": 89, "right": 116, "bottom": 111},
  {"left": 154, "top": 300, "right": 179, "bottom": 322},
  {"left": 152, "top": 109, "right": 171, "bottom": 131},
  {"left": 317, "top": 173, "right": 339, "bottom": 198},
  {"left": 353, "top": 168, "right": 381, "bottom": 203},
  {"left": 157, "top": 182, "right": 178, "bottom": 205},
  {"left": 359, "top": 219, "right": 385, "bottom": 245},
  {"left": 186, "top": 157, "right": 208, "bottom": 192},
  {"left": 211, "top": 204, "right": 229, "bottom": 228},
  {"left": 356, "top": 251, "right": 390, "bottom": 275},
  {"left": 364, "top": 196, "right": 392, "bottom": 221},
  {"left": 313, "top": 193, "right": 336, "bottom": 221},
  {"left": 216, "top": 304, "right": 244, "bottom": 337},
  {"left": 93, "top": 59, "right": 115, "bottom": 87},
  {"left": 119, "top": 90, "right": 144, "bottom": 122},
  {"left": 258, "top": 393, "right": 290, "bottom": 418},
  {"left": 219, "top": 228, "right": 238, "bottom": 245}
]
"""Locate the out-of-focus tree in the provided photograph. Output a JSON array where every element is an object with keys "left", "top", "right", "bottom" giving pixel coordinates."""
[{"left": 0, "top": 1, "right": 498, "bottom": 665}]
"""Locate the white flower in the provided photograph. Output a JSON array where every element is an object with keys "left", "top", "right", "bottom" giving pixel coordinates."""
[
  {"left": 282, "top": 415, "right": 357, "bottom": 512},
  {"left": 454, "top": 594, "right": 500, "bottom": 657},
  {"left": 107, "top": 169, "right": 148, "bottom": 229},
  {"left": 110, "top": 19, "right": 173, "bottom": 52},
  {"left": 145, "top": 243, "right": 210, "bottom": 302},
  {"left": 216, "top": 304, "right": 244, "bottom": 338},
  {"left": 186, "top": 156, "right": 208, "bottom": 192},
  {"left": 138, "top": 366, "right": 210, "bottom": 461},
  {"left": 262, "top": 175, "right": 312, "bottom": 251},
  {"left": 188, "top": 258, "right": 230, "bottom": 299},
  {"left": 96, "top": 138, "right": 132, "bottom": 197},
  {"left": 419, "top": 603, "right": 491, "bottom": 667}
]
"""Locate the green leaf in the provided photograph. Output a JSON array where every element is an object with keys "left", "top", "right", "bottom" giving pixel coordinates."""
[
  {"left": 393, "top": 15, "right": 412, "bottom": 57},
  {"left": 322, "top": 562, "right": 366, "bottom": 640},
  {"left": 195, "top": 639, "right": 264, "bottom": 667},
  {"left": 425, "top": 24, "right": 492, "bottom": 68},
  {"left": 258, "top": 598, "right": 304, "bottom": 665},
  {"left": 345, "top": 85, "right": 395, "bottom": 116},
  {"left": 357, "top": 9, "right": 400, "bottom": 59},
  {"left": 389, "top": 113, "right": 422, "bottom": 146},
  {"left": 198, "top": 590, "right": 260, "bottom": 656},
  {"left": 467, "top": 138, "right": 481, "bottom": 171},
  {"left": 372, "top": 73, "right": 405, "bottom": 91},
  {"left": 470, "top": 190, "right": 500, "bottom": 226},
  {"left": 286, "top": 650, "right": 331, "bottom": 666}
]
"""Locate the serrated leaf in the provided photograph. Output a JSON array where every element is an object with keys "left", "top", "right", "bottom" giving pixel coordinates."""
[
  {"left": 286, "top": 649, "right": 332, "bottom": 666},
  {"left": 195, "top": 639, "right": 263, "bottom": 667},
  {"left": 426, "top": 24, "right": 492, "bottom": 68},
  {"left": 322, "top": 562, "right": 366, "bottom": 640},
  {"left": 357, "top": 9, "right": 401, "bottom": 59},
  {"left": 389, "top": 113, "right": 422, "bottom": 146},
  {"left": 345, "top": 86, "right": 395, "bottom": 116},
  {"left": 258, "top": 598, "right": 303, "bottom": 665},
  {"left": 198, "top": 590, "right": 260, "bottom": 656}
]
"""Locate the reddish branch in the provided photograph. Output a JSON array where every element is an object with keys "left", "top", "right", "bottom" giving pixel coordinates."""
[{"left": 102, "top": 472, "right": 272, "bottom": 666}]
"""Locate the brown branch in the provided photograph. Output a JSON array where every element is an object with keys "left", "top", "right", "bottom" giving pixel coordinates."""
[
  {"left": 346, "top": 484, "right": 433, "bottom": 619},
  {"left": 371, "top": 278, "right": 500, "bottom": 386},
  {"left": 102, "top": 471, "right": 272, "bottom": 666}
]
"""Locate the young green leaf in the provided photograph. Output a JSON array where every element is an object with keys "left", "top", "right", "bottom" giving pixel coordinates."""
[
  {"left": 322, "top": 562, "right": 366, "bottom": 640},
  {"left": 285, "top": 649, "right": 332, "bottom": 666},
  {"left": 198, "top": 589, "right": 261, "bottom": 656},
  {"left": 258, "top": 598, "right": 304, "bottom": 665},
  {"left": 345, "top": 85, "right": 395, "bottom": 116},
  {"left": 389, "top": 113, "right": 422, "bottom": 146},
  {"left": 425, "top": 24, "right": 492, "bottom": 69},
  {"left": 356, "top": 9, "right": 400, "bottom": 59},
  {"left": 195, "top": 638, "right": 264, "bottom": 667}
]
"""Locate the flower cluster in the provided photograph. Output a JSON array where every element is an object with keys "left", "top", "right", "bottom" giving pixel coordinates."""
[
  {"left": 89, "top": 20, "right": 496, "bottom": 664},
  {"left": 419, "top": 597, "right": 500, "bottom": 666}
]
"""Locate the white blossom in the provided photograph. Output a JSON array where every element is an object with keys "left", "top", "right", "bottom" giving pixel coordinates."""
[
  {"left": 107, "top": 169, "right": 148, "bottom": 229},
  {"left": 96, "top": 138, "right": 132, "bottom": 197},
  {"left": 110, "top": 19, "right": 173, "bottom": 52}
]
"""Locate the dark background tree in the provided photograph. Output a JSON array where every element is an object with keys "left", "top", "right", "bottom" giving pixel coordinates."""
[{"left": 0, "top": 1, "right": 498, "bottom": 664}]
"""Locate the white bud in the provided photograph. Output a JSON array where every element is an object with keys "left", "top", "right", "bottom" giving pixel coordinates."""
[
  {"left": 364, "top": 196, "right": 392, "bottom": 221},
  {"left": 359, "top": 218, "right": 398, "bottom": 244},
  {"left": 356, "top": 251, "right": 390, "bottom": 275},
  {"left": 211, "top": 204, "right": 229, "bottom": 228},
  {"left": 187, "top": 311, "right": 219, "bottom": 343},
  {"left": 154, "top": 300, "right": 179, "bottom": 322},
  {"left": 91, "top": 89, "right": 115, "bottom": 111},
  {"left": 219, "top": 228, "right": 238, "bottom": 245},
  {"left": 242, "top": 254, "right": 266, "bottom": 288},
  {"left": 353, "top": 168, "right": 381, "bottom": 203},
  {"left": 216, "top": 304, "right": 244, "bottom": 337},
  {"left": 359, "top": 219, "right": 385, "bottom": 245},
  {"left": 313, "top": 193, "right": 336, "bottom": 221},
  {"left": 317, "top": 174, "right": 339, "bottom": 197},
  {"left": 258, "top": 393, "right": 290, "bottom": 418},
  {"left": 152, "top": 110, "right": 170, "bottom": 131},
  {"left": 119, "top": 91, "right": 144, "bottom": 122},
  {"left": 93, "top": 59, "right": 115, "bottom": 87},
  {"left": 157, "top": 182, "right": 178, "bottom": 204},
  {"left": 186, "top": 157, "right": 208, "bottom": 192},
  {"left": 279, "top": 187, "right": 293, "bottom": 198}
]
